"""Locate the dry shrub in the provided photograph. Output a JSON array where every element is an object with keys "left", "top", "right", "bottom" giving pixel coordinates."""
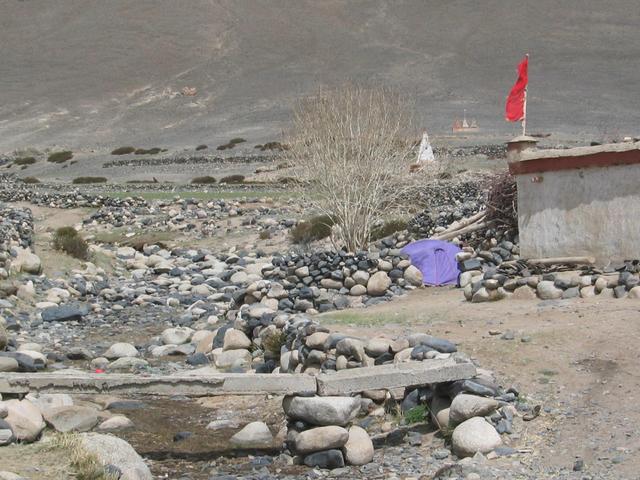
[
  {"left": 53, "top": 226, "right": 89, "bottom": 260},
  {"left": 195, "top": 144, "right": 208, "bottom": 151},
  {"left": 286, "top": 84, "right": 414, "bottom": 250},
  {"left": 134, "top": 147, "right": 161, "bottom": 155},
  {"left": 370, "top": 218, "right": 408, "bottom": 241},
  {"left": 219, "top": 174, "right": 245, "bottom": 184},
  {"left": 191, "top": 176, "right": 217, "bottom": 184},
  {"left": 290, "top": 215, "right": 334, "bottom": 245},
  {"left": 48, "top": 151, "right": 73, "bottom": 163},
  {"left": 259, "top": 230, "right": 272, "bottom": 240},
  {"left": 0, "top": 324, "right": 7, "bottom": 350},
  {"left": 22, "top": 176, "right": 41, "bottom": 184},
  {"left": 486, "top": 171, "right": 517, "bottom": 228},
  {"left": 14, "top": 157, "right": 36, "bottom": 166},
  {"left": 72, "top": 177, "right": 107, "bottom": 184},
  {"left": 111, "top": 146, "right": 136, "bottom": 155},
  {"left": 51, "top": 433, "right": 119, "bottom": 480}
]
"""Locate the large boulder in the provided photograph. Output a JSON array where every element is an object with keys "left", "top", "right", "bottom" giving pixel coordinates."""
[
  {"left": 536, "top": 281, "right": 563, "bottom": 300},
  {"left": 4, "top": 399, "right": 45, "bottom": 442},
  {"left": 0, "top": 357, "right": 18, "bottom": 372},
  {"left": 104, "top": 343, "right": 139, "bottom": 360},
  {"left": 403, "top": 265, "right": 424, "bottom": 287},
  {"left": 294, "top": 426, "right": 349, "bottom": 454},
  {"left": 25, "top": 393, "right": 73, "bottom": 414},
  {"left": 212, "top": 348, "right": 252, "bottom": 369},
  {"left": 451, "top": 417, "right": 502, "bottom": 457},
  {"left": 230, "top": 421, "right": 273, "bottom": 448},
  {"left": 449, "top": 394, "right": 499, "bottom": 425},
  {"left": 342, "top": 425, "right": 374, "bottom": 465},
  {"left": 11, "top": 248, "right": 41, "bottom": 274},
  {"left": 303, "top": 449, "right": 345, "bottom": 469},
  {"left": 161, "top": 327, "right": 194, "bottom": 345},
  {"left": 367, "top": 271, "right": 391, "bottom": 296},
  {"left": 283, "top": 396, "right": 360, "bottom": 426},
  {"left": 43, "top": 406, "right": 99, "bottom": 433},
  {"left": 222, "top": 329, "right": 251, "bottom": 351},
  {"left": 80, "top": 433, "right": 153, "bottom": 480},
  {"left": 41, "top": 304, "right": 86, "bottom": 323},
  {"left": 0, "top": 418, "right": 15, "bottom": 446}
]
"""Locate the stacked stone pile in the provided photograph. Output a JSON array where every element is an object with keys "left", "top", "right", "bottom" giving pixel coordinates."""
[
  {"left": 0, "top": 204, "right": 41, "bottom": 277},
  {"left": 407, "top": 178, "right": 486, "bottom": 237},
  {"left": 284, "top": 396, "right": 374, "bottom": 468},
  {"left": 258, "top": 248, "right": 423, "bottom": 313},
  {"left": 462, "top": 263, "right": 640, "bottom": 302}
]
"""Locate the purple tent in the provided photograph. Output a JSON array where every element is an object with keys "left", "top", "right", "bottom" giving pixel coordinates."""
[{"left": 400, "top": 239, "right": 461, "bottom": 286}]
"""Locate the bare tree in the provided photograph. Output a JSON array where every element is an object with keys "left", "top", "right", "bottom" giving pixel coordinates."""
[{"left": 286, "top": 84, "right": 415, "bottom": 251}]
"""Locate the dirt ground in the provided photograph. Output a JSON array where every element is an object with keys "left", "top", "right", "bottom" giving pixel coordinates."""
[{"left": 322, "top": 287, "right": 640, "bottom": 478}]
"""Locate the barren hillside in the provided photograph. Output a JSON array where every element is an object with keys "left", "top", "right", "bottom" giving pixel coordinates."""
[{"left": 1, "top": 0, "right": 639, "bottom": 151}]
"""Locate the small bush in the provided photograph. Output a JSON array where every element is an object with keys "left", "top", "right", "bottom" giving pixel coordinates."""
[
  {"left": 217, "top": 138, "right": 246, "bottom": 150},
  {"left": 53, "top": 226, "right": 89, "bottom": 260},
  {"left": 259, "top": 230, "right": 271, "bottom": 240},
  {"left": 134, "top": 147, "right": 161, "bottom": 155},
  {"left": 72, "top": 176, "right": 107, "bottom": 184},
  {"left": 111, "top": 146, "right": 136, "bottom": 155},
  {"left": 14, "top": 157, "right": 36, "bottom": 166},
  {"left": 191, "top": 176, "right": 217, "bottom": 184},
  {"left": 404, "top": 404, "right": 428, "bottom": 424},
  {"left": 195, "top": 144, "right": 208, "bottom": 151},
  {"left": 47, "top": 151, "right": 73, "bottom": 163},
  {"left": 219, "top": 174, "right": 245, "bottom": 184},
  {"left": 22, "top": 176, "right": 41, "bottom": 184},
  {"left": 263, "top": 330, "right": 287, "bottom": 354},
  {"left": 370, "top": 218, "right": 408, "bottom": 241},
  {"left": 290, "top": 215, "right": 334, "bottom": 244}
]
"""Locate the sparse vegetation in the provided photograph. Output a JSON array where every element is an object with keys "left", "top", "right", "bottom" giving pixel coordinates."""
[
  {"left": 219, "top": 174, "right": 245, "bottom": 184},
  {"left": 370, "top": 218, "right": 408, "bottom": 241},
  {"left": 229, "top": 137, "right": 246, "bottom": 145},
  {"left": 190, "top": 175, "right": 217, "bottom": 184},
  {"left": 47, "top": 151, "right": 73, "bottom": 163},
  {"left": 111, "top": 146, "right": 136, "bottom": 155},
  {"left": 195, "top": 144, "right": 208, "bottom": 151},
  {"left": 0, "top": 323, "right": 7, "bottom": 350},
  {"left": 286, "top": 84, "right": 414, "bottom": 250},
  {"left": 72, "top": 176, "right": 107, "bottom": 184},
  {"left": 51, "top": 433, "right": 118, "bottom": 480},
  {"left": 290, "top": 215, "right": 334, "bottom": 244},
  {"left": 403, "top": 404, "right": 429, "bottom": 424},
  {"left": 22, "top": 176, "right": 41, "bottom": 184},
  {"left": 14, "top": 157, "right": 36, "bottom": 166},
  {"left": 259, "top": 230, "right": 272, "bottom": 240},
  {"left": 263, "top": 330, "right": 287, "bottom": 354},
  {"left": 53, "top": 226, "right": 89, "bottom": 260},
  {"left": 255, "top": 141, "right": 289, "bottom": 152}
]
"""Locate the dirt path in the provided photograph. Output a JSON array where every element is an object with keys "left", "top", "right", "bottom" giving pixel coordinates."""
[{"left": 322, "top": 288, "right": 640, "bottom": 478}]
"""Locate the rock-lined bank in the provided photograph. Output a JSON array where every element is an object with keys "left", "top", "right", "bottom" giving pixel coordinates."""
[{"left": 463, "top": 263, "right": 640, "bottom": 302}]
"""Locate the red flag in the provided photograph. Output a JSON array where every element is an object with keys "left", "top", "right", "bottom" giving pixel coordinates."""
[{"left": 505, "top": 55, "right": 528, "bottom": 122}]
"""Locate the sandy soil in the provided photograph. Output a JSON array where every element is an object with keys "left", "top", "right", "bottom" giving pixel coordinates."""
[{"left": 322, "top": 287, "right": 640, "bottom": 478}]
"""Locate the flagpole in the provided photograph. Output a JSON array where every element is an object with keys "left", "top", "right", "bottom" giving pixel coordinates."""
[{"left": 522, "top": 53, "right": 529, "bottom": 136}]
